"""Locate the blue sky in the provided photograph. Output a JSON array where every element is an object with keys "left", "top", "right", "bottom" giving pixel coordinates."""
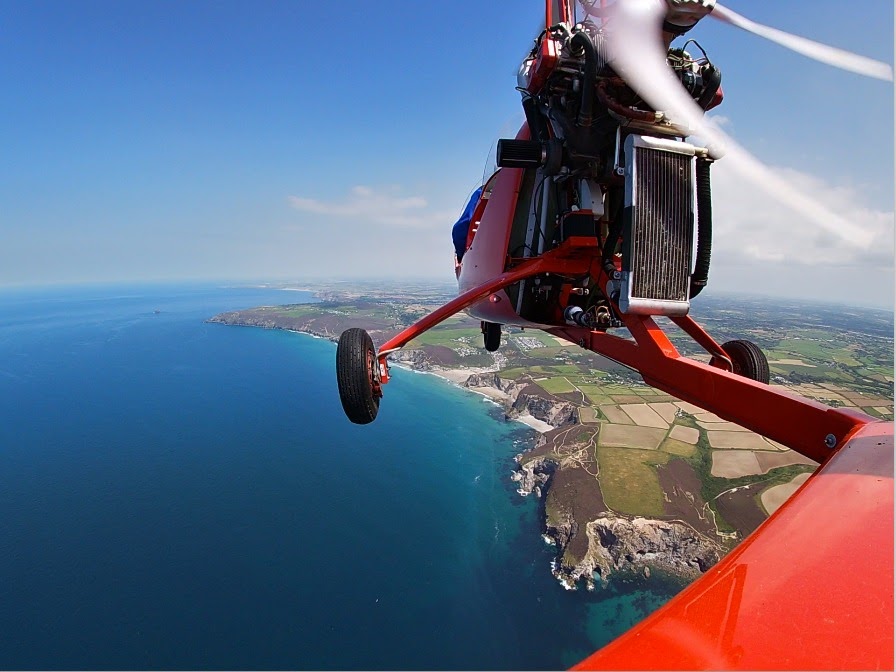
[{"left": 2, "top": 1, "right": 893, "bottom": 307}]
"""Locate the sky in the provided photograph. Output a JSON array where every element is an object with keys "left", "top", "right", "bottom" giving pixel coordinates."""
[{"left": 2, "top": 0, "right": 894, "bottom": 308}]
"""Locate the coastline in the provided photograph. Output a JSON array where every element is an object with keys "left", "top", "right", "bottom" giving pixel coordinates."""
[{"left": 208, "top": 308, "right": 728, "bottom": 590}]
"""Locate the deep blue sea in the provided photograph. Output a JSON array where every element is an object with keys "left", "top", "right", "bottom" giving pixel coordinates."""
[{"left": 0, "top": 284, "right": 683, "bottom": 670}]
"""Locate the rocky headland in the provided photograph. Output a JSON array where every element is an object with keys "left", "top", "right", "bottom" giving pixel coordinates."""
[{"left": 210, "top": 304, "right": 726, "bottom": 590}]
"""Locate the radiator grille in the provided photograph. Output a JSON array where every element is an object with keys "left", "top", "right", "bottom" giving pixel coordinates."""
[{"left": 629, "top": 147, "right": 693, "bottom": 302}]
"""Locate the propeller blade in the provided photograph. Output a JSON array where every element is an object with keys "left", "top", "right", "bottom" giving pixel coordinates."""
[
  {"left": 712, "top": 3, "right": 893, "bottom": 82},
  {"left": 605, "top": 0, "right": 875, "bottom": 248}
]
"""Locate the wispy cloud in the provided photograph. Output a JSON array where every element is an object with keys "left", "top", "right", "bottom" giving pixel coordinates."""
[
  {"left": 288, "top": 185, "right": 455, "bottom": 229},
  {"left": 711, "top": 162, "right": 894, "bottom": 268}
]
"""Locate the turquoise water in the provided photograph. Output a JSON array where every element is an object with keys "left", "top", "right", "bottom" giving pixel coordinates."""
[{"left": 0, "top": 284, "right": 682, "bottom": 669}]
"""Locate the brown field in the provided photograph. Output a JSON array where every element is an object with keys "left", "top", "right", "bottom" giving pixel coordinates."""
[
  {"left": 669, "top": 425, "right": 699, "bottom": 444},
  {"left": 599, "top": 424, "right": 667, "bottom": 449},
  {"left": 675, "top": 401, "right": 705, "bottom": 415},
  {"left": 599, "top": 405, "right": 635, "bottom": 425},
  {"left": 578, "top": 406, "right": 600, "bottom": 424},
  {"left": 755, "top": 450, "right": 817, "bottom": 473},
  {"left": 694, "top": 411, "right": 726, "bottom": 423},
  {"left": 760, "top": 473, "right": 812, "bottom": 515},
  {"left": 656, "top": 458, "right": 716, "bottom": 536},
  {"left": 421, "top": 344, "right": 460, "bottom": 366},
  {"left": 611, "top": 395, "right": 646, "bottom": 404},
  {"left": 711, "top": 450, "right": 762, "bottom": 478},
  {"left": 620, "top": 403, "right": 669, "bottom": 429},
  {"left": 716, "top": 482, "right": 768, "bottom": 537},
  {"left": 706, "top": 431, "right": 778, "bottom": 450},
  {"left": 547, "top": 463, "right": 608, "bottom": 565},
  {"left": 650, "top": 402, "right": 679, "bottom": 424}
]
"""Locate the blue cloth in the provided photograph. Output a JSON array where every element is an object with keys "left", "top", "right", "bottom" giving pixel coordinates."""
[{"left": 452, "top": 186, "right": 483, "bottom": 260}]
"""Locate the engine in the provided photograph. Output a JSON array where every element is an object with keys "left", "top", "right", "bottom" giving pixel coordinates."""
[{"left": 494, "top": 9, "right": 721, "bottom": 326}]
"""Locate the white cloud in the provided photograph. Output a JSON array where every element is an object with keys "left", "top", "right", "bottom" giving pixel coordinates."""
[
  {"left": 288, "top": 185, "right": 455, "bottom": 229},
  {"left": 710, "top": 161, "right": 894, "bottom": 269}
]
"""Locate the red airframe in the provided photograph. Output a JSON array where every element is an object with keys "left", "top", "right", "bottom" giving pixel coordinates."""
[{"left": 335, "top": 1, "right": 894, "bottom": 668}]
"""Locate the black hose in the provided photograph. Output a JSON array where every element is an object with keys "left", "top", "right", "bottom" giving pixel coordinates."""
[
  {"left": 571, "top": 32, "right": 596, "bottom": 127},
  {"left": 522, "top": 96, "right": 549, "bottom": 144},
  {"left": 690, "top": 158, "right": 713, "bottom": 298}
]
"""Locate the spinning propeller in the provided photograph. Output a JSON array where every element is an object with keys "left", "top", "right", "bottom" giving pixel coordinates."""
[
  {"left": 581, "top": 0, "right": 893, "bottom": 248},
  {"left": 711, "top": 3, "right": 893, "bottom": 82}
]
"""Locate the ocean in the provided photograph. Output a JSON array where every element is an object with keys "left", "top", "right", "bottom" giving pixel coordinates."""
[{"left": 0, "top": 284, "right": 683, "bottom": 670}]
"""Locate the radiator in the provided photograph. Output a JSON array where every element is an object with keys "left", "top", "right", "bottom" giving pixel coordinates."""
[{"left": 619, "top": 134, "right": 697, "bottom": 316}]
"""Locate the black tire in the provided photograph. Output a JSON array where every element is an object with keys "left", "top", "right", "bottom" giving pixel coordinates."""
[
  {"left": 482, "top": 321, "right": 501, "bottom": 352},
  {"left": 712, "top": 339, "right": 770, "bottom": 384},
  {"left": 336, "top": 328, "right": 381, "bottom": 424}
]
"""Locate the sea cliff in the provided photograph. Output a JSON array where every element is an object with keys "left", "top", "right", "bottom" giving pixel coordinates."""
[{"left": 210, "top": 305, "right": 726, "bottom": 589}]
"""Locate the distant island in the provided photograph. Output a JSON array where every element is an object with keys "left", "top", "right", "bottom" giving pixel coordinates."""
[{"left": 209, "top": 281, "right": 894, "bottom": 589}]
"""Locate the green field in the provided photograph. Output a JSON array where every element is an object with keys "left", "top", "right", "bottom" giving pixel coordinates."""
[{"left": 597, "top": 446, "right": 671, "bottom": 517}]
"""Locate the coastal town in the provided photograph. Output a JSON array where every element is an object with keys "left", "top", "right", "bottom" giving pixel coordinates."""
[{"left": 210, "top": 281, "right": 894, "bottom": 588}]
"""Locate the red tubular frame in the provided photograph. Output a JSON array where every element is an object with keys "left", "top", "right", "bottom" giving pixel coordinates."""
[
  {"left": 375, "top": 241, "right": 591, "bottom": 384},
  {"left": 547, "top": 311, "right": 872, "bottom": 463},
  {"left": 375, "top": 250, "right": 874, "bottom": 463}
]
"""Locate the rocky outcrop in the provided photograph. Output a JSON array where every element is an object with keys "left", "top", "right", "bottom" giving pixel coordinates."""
[
  {"left": 467, "top": 375, "right": 579, "bottom": 427},
  {"left": 389, "top": 349, "right": 432, "bottom": 371},
  {"left": 554, "top": 515, "right": 723, "bottom": 587},
  {"left": 464, "top": 372, "right": 517, "bottom": 394},
  {"left": 511, "top": 454, "right": 557, "bottom": 498},
  {"left": 510, "top": 385, "right": 579, "bottom": 426}
]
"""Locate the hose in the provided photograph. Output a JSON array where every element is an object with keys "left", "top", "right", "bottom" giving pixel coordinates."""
[
  {"left": 571, "top": 32, "right": 596, "bottom": 127},
  {"left": 596, "top": 80, "right": 657, "bottom": 123},
  {"left": 690, "top": 158, "right": 713, "bottom": 298}
]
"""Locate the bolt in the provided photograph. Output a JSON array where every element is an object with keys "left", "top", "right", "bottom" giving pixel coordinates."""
[{"left": 824, "top": 434, "right": 837, "bottom": 449}]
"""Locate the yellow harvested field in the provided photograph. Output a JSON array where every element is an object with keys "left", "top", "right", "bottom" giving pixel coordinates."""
[
  {"left": 669, "top": 425, "right": 699, "bottom": 444},
  {"left": 769, "top": 358, "right": 815, "bottom": 367},
  {"left": 761, "top": 473, "right": 812, "bottom": 515},
  {"left": 599, "top": 405, "right": 634, "bottom": 425},
  {"left": 660, "top": 438, "right": 697, "bottom": 457},
  {"left": 620, "top": 403, "right": 669, "bottom": 429},
  {"left": 874, "top": 406, "right": 893, "bottom": 415},
  {"left": 755, "top": 450, "right": 817, "bottom": 473},
  {"left": 551, "top": 336, "right": 576, "bottom": 347},
  {"left": 711, "top": 450, "right": 762, "bottom": 478},
  {"left": 697, "top": 421, "right": 749, "bottom": 433},
  {"left": 694, "top": 411, "right": 725, "bottom": 423},
  {"left": 649, "top": 402, "right": 679, "bottom": 424},
  {"left": 706, "top": 431, "right": 779, "bottom": 450},
  {"left": 599, "top": 424, "right": 667, "bottom": 450},
  {"left": 675, "top": 401, "right": 704, "bottom": 415}
]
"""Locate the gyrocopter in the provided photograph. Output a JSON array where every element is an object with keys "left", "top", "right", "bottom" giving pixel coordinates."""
[{"left": 335, "top": 0, "right": 894, "bottom": 668}]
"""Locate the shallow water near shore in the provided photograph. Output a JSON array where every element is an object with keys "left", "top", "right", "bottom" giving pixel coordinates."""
[{"left": 0, "top": 284, "right": 684, "bottom": 670}]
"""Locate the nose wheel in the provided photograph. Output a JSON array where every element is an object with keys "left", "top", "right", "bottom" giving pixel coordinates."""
[
  {"left": 336, "top": 328, "right": 382, "bottom": 424},
  {"left": 482, "top": 321, "right": 502, "bottom": 352}
]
